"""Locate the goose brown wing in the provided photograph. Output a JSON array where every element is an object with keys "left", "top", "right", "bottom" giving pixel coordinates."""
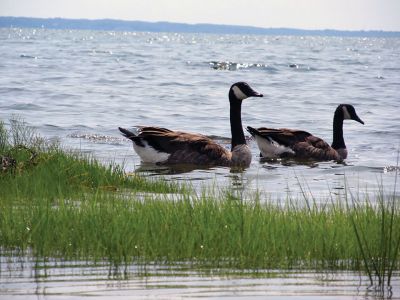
[
  {"left": 138, "top": 126, "right": 230, "bottom": 164},
  {"left": 137, "top": 126, "right": 173, "bottom": 134},
  {"left": 293, "top": 135, "right": 340, "bottom": 160},
  {"left": 255, "top": 127, "right": 340, "bottom": 160},
  {"left": 255, "top": 127, "right": 312, "bottom": 147}
]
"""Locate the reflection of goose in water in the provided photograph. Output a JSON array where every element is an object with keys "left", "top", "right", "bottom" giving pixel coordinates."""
[
  {"left": 119, "top": 82, "right": 263, "bottom": 167},
  {"left": 134, "top": 163, "right": 213, "bottom": 176},
  {"left": 247, "top": 104, "right": 364, "bottom": 161}
]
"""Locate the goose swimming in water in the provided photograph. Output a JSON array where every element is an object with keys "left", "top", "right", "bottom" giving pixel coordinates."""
[
  {"left": 246, "top": 104, "right": 364, "bottom": 161},
  {"left": 119, "top": 82, "right": 263, "bottom": 167}
]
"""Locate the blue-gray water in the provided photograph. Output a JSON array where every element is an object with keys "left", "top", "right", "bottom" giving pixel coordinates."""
[
  {"left": 0, "top": 27, "right": 400, "bottom": 299},
  {"left": 1, "top": 254, "right": 399, "bottom": 299},
  {"left": 1, "top": 27, "right": 399, "bottom": 200}
]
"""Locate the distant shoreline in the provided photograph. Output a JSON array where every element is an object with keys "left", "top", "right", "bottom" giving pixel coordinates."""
[{"left": 1, "top": 16, "right": 399, "bottom": 37}]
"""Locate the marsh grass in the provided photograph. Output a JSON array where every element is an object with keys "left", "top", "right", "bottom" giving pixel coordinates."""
[
  {"left": 0, "top": 119, "right": 181, "bottom": 197},
  {"left": 2, "top": 184, "right": 398, "bottom": 271},
  {"left": 345, "top": 155, "right": 400, "bottom": 295},
  {"left": 0, "top": 119, "right": 399, "bottom": 288}
]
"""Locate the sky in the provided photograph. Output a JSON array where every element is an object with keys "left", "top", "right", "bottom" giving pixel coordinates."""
[{"left": 1, "top": 0, "right": 400, "bottom": 31}]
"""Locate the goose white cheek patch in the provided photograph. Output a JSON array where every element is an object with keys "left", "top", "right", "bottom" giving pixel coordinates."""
[
  {"left": 342, "top": 106, "right": 351, "bottom": 120},
  {"left": 232, "top": 86, "right": 247, "bottom": 100}
]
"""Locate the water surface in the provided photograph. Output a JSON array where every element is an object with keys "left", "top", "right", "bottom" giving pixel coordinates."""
[
  {"left": 0, "top": 28, "right": 400, "bottom": 298},
  {"left": 1, "top": 28, "right": 399, "bottom": 200},
  {"left": 1, "top": 255, "right": 399, "bottom": 299}
]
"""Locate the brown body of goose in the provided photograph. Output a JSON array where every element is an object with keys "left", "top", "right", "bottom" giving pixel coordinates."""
[
  {"left": 247, "top": 104, "right": 364, "bottom": 161},
  {"left": 119, "top": 82, "right": 263, "bottom": 167}
]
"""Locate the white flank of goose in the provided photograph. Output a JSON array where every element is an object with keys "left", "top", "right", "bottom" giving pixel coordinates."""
[
  {"left": 247, "top": 104, "right": 364, "bottom": 161},
  {"left": 119, "top": 82, "right": 263, "bottom": 167}
]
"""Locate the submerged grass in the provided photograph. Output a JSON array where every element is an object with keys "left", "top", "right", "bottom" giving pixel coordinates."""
[
  {"left": 0, "top": 119, "right": 399, "bottom": 289},
  {"left": 2, "top": 184, "right": 399, "bottom": 271},
  {"left": 345, "top": 155, "right": 400, "bottom": 293}
]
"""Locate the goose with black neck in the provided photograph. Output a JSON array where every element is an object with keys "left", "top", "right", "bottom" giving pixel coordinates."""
[
  {"left": 247, "top": 104, "right": 364, "bottom": 161},
  {"left": 119, "top": 82, "right": 263, "bottom": 167}
]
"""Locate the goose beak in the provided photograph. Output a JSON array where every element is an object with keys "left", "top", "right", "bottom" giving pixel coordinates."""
[
  {"left": 251, "top": 91, "right": 263, "bottom": 98},
  {"left": 354, "top": 115, "right": 364, "bottom": 125}
]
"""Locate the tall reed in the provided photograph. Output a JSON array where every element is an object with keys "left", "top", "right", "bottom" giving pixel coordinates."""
[
  {"left": 0, "top": 119, "right": 399, "bottom": 281},
  {"left": 2, "top": 179, "right": 399, "bottom": 272},
  {"left": 346, "top": 154, "right": 400, "bottom": 295}
]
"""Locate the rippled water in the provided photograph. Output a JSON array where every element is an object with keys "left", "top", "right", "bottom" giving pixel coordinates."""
[
  {"left": 0, "top": 28, "right": 400, "bottom": 298},
  {"left": 1, "top": 28, "right": 399, "bottom": 199},
  {"left": 1, "top": 255, "right": 399, "bottom": 299}
]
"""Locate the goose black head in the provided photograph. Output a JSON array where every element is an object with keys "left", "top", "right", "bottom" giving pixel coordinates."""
[
  {"left": 229, "top": 82, "right": 263, "bottom": 102},
  {"left": 337, "top": 104, "right": 364, "bottom": 124}
]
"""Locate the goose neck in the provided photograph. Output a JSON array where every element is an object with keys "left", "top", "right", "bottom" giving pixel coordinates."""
[
  {"left": 331, "top": 112, "right": 345, "bottom": 150},
  {"left": 229, "top": 99, "right": 246, "bottom": 150}
]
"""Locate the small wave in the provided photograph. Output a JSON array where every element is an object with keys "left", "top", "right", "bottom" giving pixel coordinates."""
[
  {"left": 369, "top": 129, "right": 400, "bottom": 136},
  {"left": 287, "top": 63, "right": 316, "bottom": 71},
  {"left": 43, "top": 124, "right": 65, "bottom": 130},
  {"left": 159, "top": 82, "right": 194, "bottom": 87},
  {"left": 96, "top": 78, "right": 123, "bottom": 85},
  {"left": 0, "top": 87, "right": 26, "bottom": 93},
  {"left": 9, "top": 103, "right": 42, "bottom": 111},
  {"left": 20, "top": 54, "right": 37, "bottom": 59},
  {"left": 42, "top": 76, "right": 68, "bottom": 81},
  {"left": 383, "top": 67, "right": 400, "bottom": 71},
  {"left": 349, "top": 165, "right": 400, "bottom": 174},
  {"left": 384, "top": 166, "right": 400, "bottom": 173},
  {"left": 93, "top": 50, "right": 113, "bottom": 54},
  {"left": 208, "top": 61, "right": 277, "bottom": 72},
  {"left": 332, "top": 58, "right": 364, "bottom": 66},
  {"left": 68, "top": 133, "right": 122, "bottom": 144}
]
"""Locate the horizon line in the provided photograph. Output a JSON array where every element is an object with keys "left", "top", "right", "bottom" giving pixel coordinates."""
[{"left": 1, "top": 16, "right": 399, "bottom": 36}]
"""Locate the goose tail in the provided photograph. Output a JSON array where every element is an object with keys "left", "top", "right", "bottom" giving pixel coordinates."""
[
  {"left": 118, "top": 127, "right": 137, "bottom": 141},
  {"left": 246, "top": 126, "right": 261, "bottom": 137}
]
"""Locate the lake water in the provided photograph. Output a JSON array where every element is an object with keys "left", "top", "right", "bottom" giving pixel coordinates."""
[
  {"left": 0, "top": 27, "right": 400, "bottom": 298},
  {"left": 1, "top": 254, "right": 399, "bottom": 299},
  {"left": 1, "top": 28, "right": 399, "bottom": 200}
]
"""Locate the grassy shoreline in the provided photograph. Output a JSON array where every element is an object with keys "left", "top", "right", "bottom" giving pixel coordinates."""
[
  {"left": 1, "top": 189, "right": 398, "bottom": 269},
  {"left": 1, "top": 119, "right": 399, "bottom": 289}
]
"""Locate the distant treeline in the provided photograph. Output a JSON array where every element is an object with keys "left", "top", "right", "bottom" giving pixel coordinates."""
[{"left": 1, "top": 16, "right": 399, "bottom": 37}]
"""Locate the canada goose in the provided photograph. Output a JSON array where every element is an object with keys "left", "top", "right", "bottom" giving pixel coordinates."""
[
  {"left": 119, "top": 82, "right": 263, "bottom": 167},
  {"left": 247, "top": 104, "right": 364, "bottom": 161}
]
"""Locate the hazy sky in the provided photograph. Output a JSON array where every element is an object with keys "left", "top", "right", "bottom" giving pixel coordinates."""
[{"left": 1, "top": 0, "right": 400, "bottom": 31}]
